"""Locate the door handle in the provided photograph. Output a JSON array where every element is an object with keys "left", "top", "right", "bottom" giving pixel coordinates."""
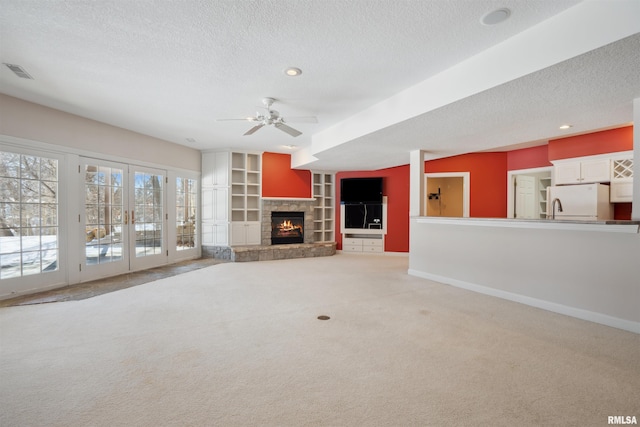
[
  {"left": 124, "top": 210, "right": 128, "bottom": 225},
  {"left": 131, "top": 210, "right": 135, "bottom": 224}
]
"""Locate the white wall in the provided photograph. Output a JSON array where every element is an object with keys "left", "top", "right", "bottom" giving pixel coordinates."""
[
  {"left": 409, "top": 218, "right": 640, "bottom": 334},
  {"left": 0, "top": 94, "right": 200, "bottom": 171}
]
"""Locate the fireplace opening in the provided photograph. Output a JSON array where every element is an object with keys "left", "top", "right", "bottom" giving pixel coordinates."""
[{"left": 271, "top": 211, "right": 304, "bottom": 245}]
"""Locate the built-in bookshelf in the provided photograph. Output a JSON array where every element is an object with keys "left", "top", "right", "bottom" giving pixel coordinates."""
[{"left": 312, "top": 172, "right": 335, "bottom": 242}]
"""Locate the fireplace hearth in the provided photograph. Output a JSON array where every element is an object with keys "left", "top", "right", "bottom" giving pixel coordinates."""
[{"left": 271, "top": 211, "right": 304, "bottom": 245}]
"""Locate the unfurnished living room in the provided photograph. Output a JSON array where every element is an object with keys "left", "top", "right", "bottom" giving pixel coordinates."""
[{"left": 1, "top": 1, "right": 639, "bottom": 426}]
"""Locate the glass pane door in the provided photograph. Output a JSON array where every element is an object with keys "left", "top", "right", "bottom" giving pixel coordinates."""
[
  {"left": 130, "top": 167, "right": 166, "bottom": 271},
  {"left": 81, "top": 159, "right": 128, "bottom": 280}
]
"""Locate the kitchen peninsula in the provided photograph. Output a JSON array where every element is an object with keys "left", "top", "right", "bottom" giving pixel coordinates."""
[{"left": 408, "top": 217, "right": 640, "bottom": 334}]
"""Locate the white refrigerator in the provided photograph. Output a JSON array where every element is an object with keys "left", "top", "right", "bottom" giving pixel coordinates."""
[{"left": 546, "top": 184, "right": 613, "bottom": 220}]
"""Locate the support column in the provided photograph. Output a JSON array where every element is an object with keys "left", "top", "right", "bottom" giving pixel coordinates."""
[
  {"left": 410, "top": 150, "right": 426, "bottom": 217},
  {"left": 633, "top": 98, "right": 640, "bottom": 220}
]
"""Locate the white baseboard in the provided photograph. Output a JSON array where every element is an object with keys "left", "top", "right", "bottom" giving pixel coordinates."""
[{"left": 408, "top": 269, "right": 640, "bottom": 335}]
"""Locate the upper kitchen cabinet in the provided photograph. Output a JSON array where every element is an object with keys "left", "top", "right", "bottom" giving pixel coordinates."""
[
  {"left": 610, "top": 153, "right": 634, "bottom": 203},
  {"left": 553, "top": 157, "right": 610, "bottom": 185}
]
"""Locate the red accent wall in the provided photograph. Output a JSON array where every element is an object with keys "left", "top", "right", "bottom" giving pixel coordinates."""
[
  {"left": 261, "top": 152, "right": 311, "bottom": 198},
  {"left": 507, "top": 145, "right": 552, "bottom": 170},
  {"left": 548, "top": 126, "right": 633, "bottom": 161},
  {"left": 425, "top": 152, "right": 508, "bottom": 218},
  {"left": 614, "top": 203, "right": 632, "bottom": 220},
  {"left": 336, "top": 165, "right": 410, "bottom": 252},
  {"left": 260, "top": 126, "right": 634, "bottom": 250}
]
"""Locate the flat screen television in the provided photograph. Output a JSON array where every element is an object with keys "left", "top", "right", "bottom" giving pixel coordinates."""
[{"left": 340, "top": 177, "right": 383, "bottom": 204}]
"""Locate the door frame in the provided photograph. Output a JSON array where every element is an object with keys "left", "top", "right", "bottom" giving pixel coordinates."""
[
  {"left": 424, "top": 172, "right": 470, "bottom": 217},
  {"left": 507, "top": 166, "right": 553, "bottom": 219}
]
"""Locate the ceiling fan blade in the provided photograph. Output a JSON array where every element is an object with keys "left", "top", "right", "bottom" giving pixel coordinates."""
[
  {"left": 244, "top": 124, "right": 265, "bottom": 135},
  {"left": 283, "top": 116, "right": 318, "bottom": 123},
  {"left": 216, "top": 117, "right": 258, "bottom": 122},
  {"left": 274, "top": 123, "right": 302, "bottom": 137}
]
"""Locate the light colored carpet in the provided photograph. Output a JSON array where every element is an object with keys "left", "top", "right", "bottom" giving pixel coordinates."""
[{"left": 1, "top": 254, "right": 638, "bottom": 426}]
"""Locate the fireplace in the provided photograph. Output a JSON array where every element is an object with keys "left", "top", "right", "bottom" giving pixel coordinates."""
[{"left": 271, "top": 211, "right": 304, "bottom": 245}]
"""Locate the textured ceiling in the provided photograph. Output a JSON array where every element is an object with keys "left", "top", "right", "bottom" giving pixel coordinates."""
[{"left": 1, "top": 0, "right": 639, "bottom": 171}]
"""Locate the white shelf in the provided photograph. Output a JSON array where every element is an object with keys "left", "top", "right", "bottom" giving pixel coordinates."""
[{"left": 311, "top": 172, "right": 335, "bottom": 243}]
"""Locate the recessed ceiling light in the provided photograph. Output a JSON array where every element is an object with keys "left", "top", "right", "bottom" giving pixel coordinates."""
[
  {"left": 481, "top": 8, "right": 511, "bottom": 25},
  {"left": 284, "top": 67, "right": 302, "bottom": 77},
  {"left": 559, "top": 124, "right": 573, "bottom": 130},
  {"left": 284, "top": 144, "right": 297, "bottom": 149}
]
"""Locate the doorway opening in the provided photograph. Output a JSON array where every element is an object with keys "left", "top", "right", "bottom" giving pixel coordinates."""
[
  {"left": 507, "top": 167, "right": 552, "bottom": 219},
  {"left": 424, "top": 172, "right": 470, "bottom": 217}
]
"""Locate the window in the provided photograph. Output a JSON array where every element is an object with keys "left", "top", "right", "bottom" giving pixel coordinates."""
[
  {"left": 0, "top": 151, "right": 59, "bottom": 279},
  {"left": 84, "top": 164, "right": 124, "bottom": 265},
  {"left": 176, "top": 177, "right": 197, "bottom": 250}
]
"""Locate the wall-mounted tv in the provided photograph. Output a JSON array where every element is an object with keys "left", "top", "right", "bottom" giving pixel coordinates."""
[{"left": 340, "top": 177, "right": 383, "bottom": 204}]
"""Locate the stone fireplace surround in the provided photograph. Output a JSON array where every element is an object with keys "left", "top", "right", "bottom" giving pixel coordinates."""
[
  {"left": 261, "top": 199, "right": 314, "bottom": 246},
  {"left": 203, "top": 198, "right": 336, "bottom": 262}
]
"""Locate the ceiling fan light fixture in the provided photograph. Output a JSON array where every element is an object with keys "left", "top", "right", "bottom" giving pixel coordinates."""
[{"left": 284, "top": 67, "right": 302, "bottom": 77}]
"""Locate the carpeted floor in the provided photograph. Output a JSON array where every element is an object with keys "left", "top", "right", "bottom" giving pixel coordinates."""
[{"left": 1, "top": 254, "right": 638, "bottom": 426}]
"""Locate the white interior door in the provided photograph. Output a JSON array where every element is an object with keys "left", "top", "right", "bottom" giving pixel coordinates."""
[{"left": 515, "top": 175, "right": 536, "bottom": 219}]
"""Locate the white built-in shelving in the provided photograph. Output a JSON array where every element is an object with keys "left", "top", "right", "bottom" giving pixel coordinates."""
[
  {"left": 202, "top": 151, "right": 262, "bottom": 246},
  {"left": 312, "top": 172, "right": 335, "bottom": 242},
  {"left": 538, "top": 176, "right": 551, "bottom": 219}
]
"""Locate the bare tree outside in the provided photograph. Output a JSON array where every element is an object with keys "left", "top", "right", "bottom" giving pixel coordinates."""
[{"left": 0, "top": 151, "right": 59, "bottom": 278}]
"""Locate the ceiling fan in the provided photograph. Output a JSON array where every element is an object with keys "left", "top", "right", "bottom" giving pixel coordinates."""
[{"left": 217, "top": 97, "right": 317, "bottom": 137}]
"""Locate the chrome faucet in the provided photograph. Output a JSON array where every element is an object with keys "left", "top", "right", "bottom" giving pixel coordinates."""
[{"left": 551, "top": 198, "right": 563, "bottom": 219}]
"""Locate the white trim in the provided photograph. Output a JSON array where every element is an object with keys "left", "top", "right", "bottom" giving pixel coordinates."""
[
  {"left": 424, "top": 172, "right": 470, "bottom": 217},
  {"left": 408, "top": 269, "right": 640, "bottom": 335},
  {"left": 414, "top": 216, "right": 639, "bottom": 233}
]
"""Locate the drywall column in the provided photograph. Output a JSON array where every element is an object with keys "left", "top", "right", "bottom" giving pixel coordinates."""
[
  {"left": 633, "top": 98, "right": 640, "bottom": 220},
  {"left": 410, "top": 150, "right": 426, "bottom": 217}
]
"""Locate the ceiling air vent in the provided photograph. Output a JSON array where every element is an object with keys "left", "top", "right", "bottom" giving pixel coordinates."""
[{"left": 3, "top": 63, "right": 34, "bottom": 79}]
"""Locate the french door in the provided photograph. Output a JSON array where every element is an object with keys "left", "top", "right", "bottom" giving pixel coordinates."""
[{"left": 80, "top": 158, "right": 167, "bottom": 281}]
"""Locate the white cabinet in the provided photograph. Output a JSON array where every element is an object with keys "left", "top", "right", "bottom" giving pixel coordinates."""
[
  {"left": 202, "top": 151, "right": 262, "bottom": 246},
  {"left": 554, "top": 158, "right": 610, "bottom": 185},
  {"left": 312, "top": 172, "right": 335, "bottom": 242},
  {"left": 231, "top": 222, "right": 261, "bottom": 246},
  {"left": 342, "top": 235, "right": 383, "bottom": 253},
  {"left": 202, "top": 151, "right": 229, "bottom": 187},
  {"left": 610, "top": 157, "right": 633, "bottom": 202}
]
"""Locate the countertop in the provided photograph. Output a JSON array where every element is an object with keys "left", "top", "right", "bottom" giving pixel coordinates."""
[{"left": 413, "top": 216, "right": 640, "bottom": 233}]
